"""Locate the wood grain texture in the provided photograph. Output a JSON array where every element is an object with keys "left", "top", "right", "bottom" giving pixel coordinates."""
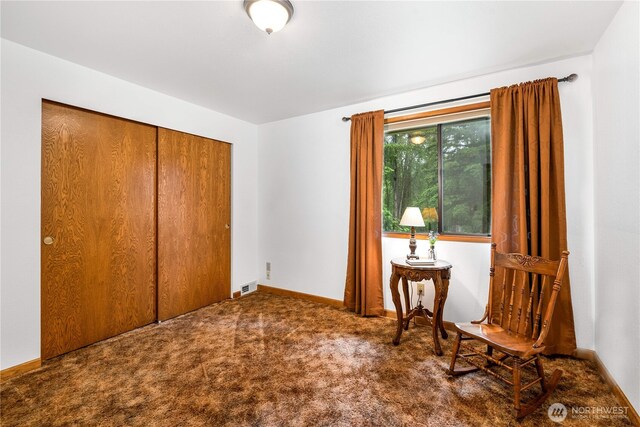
[
  {"left": 41, "top": 101, "right": 157, "bottom": 360},
  {"left": 384, "top": 101, "right": 490, "bottom": 124},
  {"left": 0, "top": 359, "right": 41, "bottom": 383},
  {"left": 157, "top": 128, "right": 231, "bottom": 321}
]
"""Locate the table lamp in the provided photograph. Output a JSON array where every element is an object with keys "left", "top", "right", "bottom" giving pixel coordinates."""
[{"left": 400, "top": 207, "right": 425, "bottom": 260}]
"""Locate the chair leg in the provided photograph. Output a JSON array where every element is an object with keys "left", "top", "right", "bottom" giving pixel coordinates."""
[
  {"left": 485, "top": 345, "right": 493, "bottom": 367},
  {"left": 535, "top": 354, "right": 547, "bottom": 392},
  {"left": 446, "top": 332, "right": 462, "bottom": 375},
  {"left": 513, "top": 355, "right": 564, "bottom": 419},
  {"left": 512, "top": 359, "right": 522, "bottom": 418},
  {"left": 516, "top": 367, "right": 563, "bottom": 419},
  {"left": 446, "top": 333, "right": 479, "bottom": 376}
]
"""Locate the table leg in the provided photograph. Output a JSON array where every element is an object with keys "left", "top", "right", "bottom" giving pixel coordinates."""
[
  {"left": 431, "top": 275, "right": 443, "bottom": 356},
  {"left": 438, "top": 276, "right": 450, "bottom": 339},
  {"left": 401, "top": 276, "right": 411, "bottom": 330},
  {"left": 390, "top": 270, "right": 404, "bottom": 345}
]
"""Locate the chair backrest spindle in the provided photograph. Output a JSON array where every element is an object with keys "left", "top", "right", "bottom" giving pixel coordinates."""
[
  {"left": 521, "top": 274, "right": 538, "bottom": 336},
  {"left": 487, "top": 245, "right": 497, "bottom": 321},
  {"left": 498, "top": 271, "right": 508, "bottom": 325},
  {"left": 532, "top": 276, "right": 547, "bottom": 339},
  {"left": 514, "top": 272, "right": 527, "bottom": 335},
  {"left": 506, "top": 270, "right": 518, "bottom": 332}
]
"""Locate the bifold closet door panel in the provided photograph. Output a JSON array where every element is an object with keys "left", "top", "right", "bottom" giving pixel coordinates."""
[
  {"left": 41, "top": 101, "right": 157, "bottom": 360},
  {"left": 157, "top": 128, "right": 231, "bottom": 321}
]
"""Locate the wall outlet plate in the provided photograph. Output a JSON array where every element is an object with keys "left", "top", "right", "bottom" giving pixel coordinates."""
[{"left": 417, "top": 283, "right": 425, "bottom": 294}]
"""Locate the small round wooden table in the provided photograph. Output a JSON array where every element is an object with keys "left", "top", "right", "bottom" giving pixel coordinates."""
[{"left": 390, "top": 258, "right": 453, "bottom": 355}]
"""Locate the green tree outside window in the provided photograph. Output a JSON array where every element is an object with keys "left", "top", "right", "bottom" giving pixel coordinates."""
[{"left": 383, "top": 117, "right": 491, "bottom": 236}]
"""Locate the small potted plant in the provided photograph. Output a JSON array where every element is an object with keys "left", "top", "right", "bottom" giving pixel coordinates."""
[{"left": 427, "top": 231, "right": 439, "bottom": 260}]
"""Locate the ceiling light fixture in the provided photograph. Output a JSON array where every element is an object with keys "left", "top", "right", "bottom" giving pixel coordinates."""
[
  {"left": 244, "top": 0, "right": 294, "bottom": 35},
  {"left": 410, "top": 134, "right": 426, "bottom": 145}
]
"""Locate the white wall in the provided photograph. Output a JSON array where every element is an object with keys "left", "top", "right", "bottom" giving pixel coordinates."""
[
  {"left": 592, "top": 1, "right": 640, "bottom": 412},
  {"left": 0, "top": 39, "right": 259, "bottom": 370},
  {"left": 258, "top": 55, "right": 596, "bottom": 350}
]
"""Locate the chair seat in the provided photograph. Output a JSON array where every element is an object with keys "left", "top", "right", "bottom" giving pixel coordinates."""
[{"left": 454, "top": 322, "right": 544, "bottom": 358}]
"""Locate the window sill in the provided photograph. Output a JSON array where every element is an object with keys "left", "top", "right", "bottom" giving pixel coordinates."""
[{"left": 383, "top": 232, "right": 491, "bottom": 244}]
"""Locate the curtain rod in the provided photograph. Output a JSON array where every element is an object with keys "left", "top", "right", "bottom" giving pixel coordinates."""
[{"left": 341, "top": 73, "right": 578, "bottom": 122}]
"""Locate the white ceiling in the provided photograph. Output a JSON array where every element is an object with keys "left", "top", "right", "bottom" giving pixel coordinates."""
[{"left": 1, "top": 1, "right": 621, "bottom": 124}]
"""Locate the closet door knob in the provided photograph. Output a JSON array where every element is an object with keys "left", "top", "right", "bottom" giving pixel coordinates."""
[
  {"left": 43, "top": 236, "right": 55, "bottom": 245},
  {"left": 225, "top": 224, "right": 230, "bottom": 229}
]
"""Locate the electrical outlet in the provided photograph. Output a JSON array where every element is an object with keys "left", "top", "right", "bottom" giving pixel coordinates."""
[
  {"left": 417, "top": 283, "right": 425, "bottom": 294},
  {"left": 266, "top": 262, "right": 271, "bottom": 280}
]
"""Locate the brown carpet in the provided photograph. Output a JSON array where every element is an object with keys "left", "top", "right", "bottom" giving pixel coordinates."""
[{"left": 1, "top": 292, "right": 632, "bottom": 426}]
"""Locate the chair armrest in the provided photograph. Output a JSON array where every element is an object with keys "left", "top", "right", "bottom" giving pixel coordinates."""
[{"left": 471, "top": 304, "right": 489, "bottom": 324}]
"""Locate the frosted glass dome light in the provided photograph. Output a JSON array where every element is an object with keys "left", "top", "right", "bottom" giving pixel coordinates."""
[{"left": 244, "top": 0, "right": 294, "bottom": 35}]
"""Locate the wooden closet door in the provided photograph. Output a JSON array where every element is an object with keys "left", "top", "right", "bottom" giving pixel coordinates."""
[
  {"left": 157, "top": 128, "right": 231, "bottom": 321},
  {"left": 41, "top": 101, "right": 157, "bottom": 360}
]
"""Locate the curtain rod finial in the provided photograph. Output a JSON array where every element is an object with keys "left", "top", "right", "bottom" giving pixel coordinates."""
[
  {"left": 342, "top": 117, "right": 351, "bottom": 122},
  {"left": 564, "top": 73, "right": 578, "bottom": 82}
]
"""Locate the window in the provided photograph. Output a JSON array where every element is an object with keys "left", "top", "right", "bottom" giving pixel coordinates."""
[{"left": 382, "top": 109, "right": 491, "bottom": 237}]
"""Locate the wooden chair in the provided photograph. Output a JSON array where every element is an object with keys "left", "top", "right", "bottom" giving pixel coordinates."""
[{"left": 446, "top": 243, "right": 570, "bottom": 419}]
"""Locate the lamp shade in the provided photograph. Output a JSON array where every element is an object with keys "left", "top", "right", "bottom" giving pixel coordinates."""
[
  {"left": 244, "top": 0, "right": 294, "bottom": 34},
  {"left": 399, "top": 207, "right": 425, "bottom": 227}
]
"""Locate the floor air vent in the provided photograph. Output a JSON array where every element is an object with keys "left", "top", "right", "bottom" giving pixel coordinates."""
[{"left": 241, "top": 280, "right": 257, "bottom": 295}]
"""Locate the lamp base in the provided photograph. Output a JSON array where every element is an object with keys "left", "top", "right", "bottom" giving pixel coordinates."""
[{"left": 406, "top": 226, "right": 419, "bottom": 260}]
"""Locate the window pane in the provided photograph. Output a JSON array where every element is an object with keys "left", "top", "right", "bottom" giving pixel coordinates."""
[
  {"left": 383, "top": 126, "right": 439, "bottom": 233},
  {"left": 441, "top": 118, "right": 491, "bottom": 235}
]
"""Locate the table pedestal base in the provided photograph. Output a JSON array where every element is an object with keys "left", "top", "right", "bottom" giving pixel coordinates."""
[{"left": 403, "top": 302, "right": 448, "bottom": 355}]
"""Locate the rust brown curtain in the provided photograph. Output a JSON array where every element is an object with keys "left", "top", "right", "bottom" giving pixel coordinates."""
[
  {"left": 490, "top": 78, "right": 577, "bottom": 355},
  {"left": 344, "top": 110, "right": 385, "bottom": 316}
]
